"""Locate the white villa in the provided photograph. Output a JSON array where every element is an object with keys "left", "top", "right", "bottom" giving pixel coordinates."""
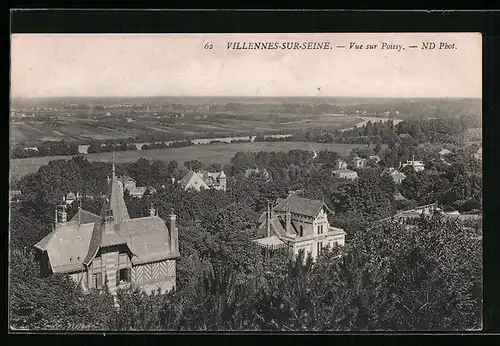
[
  {"left": 400, "top": 157, "right": 425, "bottom": 172},
  {"left": 253, "top": 191, "right": 346, "bottom": 261}
]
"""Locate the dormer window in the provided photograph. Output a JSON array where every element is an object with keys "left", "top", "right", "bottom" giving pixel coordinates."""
[
  {"left": 69, "top": 257, "right": 73, "bottom": 262},
  {"left": 105, "top": 209, "right": 113, "bottom": 218}
]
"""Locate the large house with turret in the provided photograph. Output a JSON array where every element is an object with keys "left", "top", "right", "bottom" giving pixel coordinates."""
[
  {"left": 253, "top": 192, "right": 346, "bottom": 261},
  {"left": 34, "top": 163, "right": 180, "bottom": 295}
]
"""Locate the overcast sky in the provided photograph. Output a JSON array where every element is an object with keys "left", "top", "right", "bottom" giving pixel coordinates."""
[{"left": 10, "top": 33, "right": 481, "bottom": 98}]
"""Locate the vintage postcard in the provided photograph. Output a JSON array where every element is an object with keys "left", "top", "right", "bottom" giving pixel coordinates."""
[{"left": 9, "top": 33, "right": 482, "bottom": 331}]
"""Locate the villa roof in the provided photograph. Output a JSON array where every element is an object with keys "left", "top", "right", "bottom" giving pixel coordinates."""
[
  {"left": 35, "top": 166, "right": 179, "bottom": 272},
  {"left": 35, "top": 221, "right": 95, "bottom": 273},
  {"left": 100, "top": 174, "right": 130, "bottom": 224},
  {"left": 179, "top": 171, "right": 196, "bottom": 188},
  {"left": 69, "top": 209, "right": 100, "bottom": 225},
  {"left": 274, "top": 193, "right": 332, "bottom": 218}
]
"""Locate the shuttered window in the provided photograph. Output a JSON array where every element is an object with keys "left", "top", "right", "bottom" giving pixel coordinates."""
[
  {"left": 316, "top": 241, "right": 323, "bottom": 256},
  {"left": 93, "top": 273, "right": 103, "bottom": 289}
]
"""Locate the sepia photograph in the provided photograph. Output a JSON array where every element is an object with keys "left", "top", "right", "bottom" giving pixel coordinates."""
[{"left": 9, "top": 32, "right": 482, "bottom": 331}]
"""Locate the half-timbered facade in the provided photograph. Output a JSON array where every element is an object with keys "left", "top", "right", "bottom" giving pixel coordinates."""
[{"left": 34, "top": 163, "right": 180, "bottom": 295}]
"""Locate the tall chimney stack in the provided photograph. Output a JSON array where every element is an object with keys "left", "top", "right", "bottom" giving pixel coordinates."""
[
  {"left": 169, "top": 208, "right": 178, "bottom": 253},
  {"left": 60, "top": 206, "right": 67, "bottom": 223},
  {"left": 55, "top": 205, "right": 67, "bottom": 228},
  {"left": 149, "top": 203, "right": 156, "bottom": 217}
]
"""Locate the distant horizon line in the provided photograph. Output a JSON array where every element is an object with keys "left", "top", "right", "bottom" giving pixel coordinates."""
[{"left": 11, "top": 95, "right": 481, "bottom": 100}]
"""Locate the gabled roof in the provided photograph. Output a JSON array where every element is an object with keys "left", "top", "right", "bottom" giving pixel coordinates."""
[
  {"left": 179, "top": 171, "right": 196, "bottom": 188},
  {"left": 35, "top": 222, "right": 95, "bottom": 273},
  {"left": 353, "top": 156, "right": 366, "bottom": 161},
  {"left": 116, "top": 216, "right": 175, "bottom": 264},
  {"left": 258, "top": 215, "right": 287, "bottom": 238},
  {"left": 200, "top": 170, "right": 225, "bottom": 182},
  {"left": 382, "top": 167, "right": 406, "bottom": 179},
  {"left": 390, "top": 170, "right": 406, "bottom": 179},
  {"left": 273, "top": 193, "right": 331, "bottom": 218},
  {"left": 394, "top": 192, "right": 408, "bottom": 201},
  {"left": 180, "top": 171, "right": 210, "bottom": 190},
  {"left": 36, "top": 165, "right": 179, "bottom": 271},
  {"left": 100, "top": 173, "right": 130, "bottom": 224},
  {"left": 69, "top": 209, "right": 100, "bottom": 225}
]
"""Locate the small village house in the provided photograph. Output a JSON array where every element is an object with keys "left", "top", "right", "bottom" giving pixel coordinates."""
[
  {"left": 332, "top": 158, "right": 358, "bottom": 180},
  {"left": 34, "top": 162, "right": 180, "bottom": 295},
  {"left": 381, "top": 167, "right": 406, "bottom": 184},
  {"left": 399, "top": 156, "right": 425, "bottom": 172},
  {"left": 64, "top": 191, "right": 78, "bottom": 205},
  {"left": 180, "top": 170, "right": 227, "bottom": 192},
  {"left": 333, "top": 169, "right": 358, "bottom": 180},
  {"left": 377, "top": 203, "right": 443, "bottom": 227},
  {"left": 253, "top": 192, "right": 346, "bottom": 261},
  {"left": 393, "top": 192, "right": 408, "bottom": 202},
  {"left": 119, "top": 175, "right": 157, "bottom": 198},
  {"left": 352, "top": 155, "right": 367, "bottom": 169},
  {"left": 334, "top": 159, "right": 348, "bottom": 170},
  {"left": 244, "top": 167, "right": 270, "bottom": 180},
  {"left": 369, "top": 155, "right": 381, "bottom": 163}
]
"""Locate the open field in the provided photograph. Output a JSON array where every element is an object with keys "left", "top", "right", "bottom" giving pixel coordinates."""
[
  {"left": 10, "top": 141, "right": 368, "bottom": 179},
  {"left": 11, "top": 97, "right": 481, "bottom": 147},
  {"left": 10, "top": 113, "right": 362, "bottom": 146},
  {"left": 10, "top": 114, "right": 361, "bottom": 145}
]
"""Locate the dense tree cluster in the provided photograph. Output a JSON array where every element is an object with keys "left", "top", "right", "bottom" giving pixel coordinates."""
[
  {"left": 288, "top": 116, "right": 477, "bottom": 147},
  {"left": 9, "top": 139, "right": 482, "bottom": 331},
  {"left": 142, "top": 140, "right": 194, "bottom": 150},
  {"left": 10, "top": 211, "right": 481, "bottom": 331},
  {"left": 10, "top": 141, "right": 79, "bottom": 159}
]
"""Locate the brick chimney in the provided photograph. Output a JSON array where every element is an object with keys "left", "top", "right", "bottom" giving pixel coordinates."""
[
  {"left": 169, "top": 208, "right": 178, "bottom": 253},
  {"left": 55, "top": 205, "right": 67, "bottom": 228},
  {"left": 149, "top": 203, "right": 156, "bottom": 217}
]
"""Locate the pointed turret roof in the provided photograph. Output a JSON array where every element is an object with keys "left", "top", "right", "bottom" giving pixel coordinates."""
[
  {"left": 35, "top": 152, "right": 180, "bottom": 271},
  {"left": 99, "top": 154, "right": 130, "bottom": 224}
]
